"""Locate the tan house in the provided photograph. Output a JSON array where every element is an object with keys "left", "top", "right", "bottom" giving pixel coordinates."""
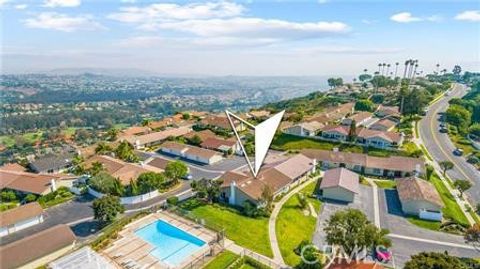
[
  {"left": 356, "top": 128, "right": 404, "bottom": 149},
  {"left": 161, "top": 142, "right": 223, "bottom": 164},
  {"left": 0, "top": 202, "right": 44, "bottom": 237},
  {"left": 124, "top": 126, "right": 192, "bottom": 149},
  {"left": 219, "top": 154, "right": 315, "bottom": 206},
  {"left": 396, "top": 177, "right": 444, "bottom": 221},
  {"left": 320, "top": 168, "right": 359, "bottom": 203},
  {"left": 199, "top": 115, "right": 246, "bottom": 132},
  {"left": 321, "top": 125, "right": 350, "bottom": 141},
  {"left": 376, "top": 105, "right": 401, "bottom": 118},
  {"left": 301, "top": 149, "right": 424, "bottom": 178},
  {"left": 341, "top": 112, "right": 373, "bottom": 127},
  {"left": 284, "top": 121, "right": 324, "bottom": 137},
  {"left": 183, "top": 129, "right": 217, "bottom": 142},
  {"left": 0, "top": 170, "right": 73, "bottom": 196},
  {"left": 200, "top": 137, "right": 239, "bottom": 154},
  {"left": 84, "top": 155, "right": 163, "bottom": 185},
  {"left": 0, "top": 224, "right": 76, "bottom": 269},
  {"left": 369, "top": 118, "right": 397, "bottom": 132}
]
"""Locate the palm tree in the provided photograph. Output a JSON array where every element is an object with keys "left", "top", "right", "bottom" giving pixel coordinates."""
[
  {"left": 411, "top": 63, "right": 419, "bottom": 83},
  {"left": 386, "top": 64, "right": 391, "bottom": 77},
  {"left": 394, "top": 62, "right": 399, "bottom": 77},
  {"left": 363, "top": 69, "right": 368, "bottom": 74},
  {"left": 378, "top": 63, "right": 382, "bottom": 74},
  {"left": 403, "top": 60, "right": 410, "bottom": 79},
  {"left": 382, "top": 63, "right": 387, "bottom": 75},
  {"left": 436, "top": 63, "right": 440, "bottom": 75}
]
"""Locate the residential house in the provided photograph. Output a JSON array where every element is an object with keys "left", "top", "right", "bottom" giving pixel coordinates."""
[
  {"left": 356, "top": 128, "right": 404, "bottom": 149},
  {"left": 301, "top": 149, "right": 424, "bottom": 178},
  {"left": 284, "top": 121, "right": 324, "bottom": 137},
  {"left": 160, "top": 142, "right": 223, "bottom": 164},
  {"left": 124, "top": 126, "right": 192, "bottom": 149},
  {"left": 29, "top": 152, "right": 76, "bottom": 173},
  {"left": 0, "top": 224, "right": 76, "bottom": 269},
  {"left": 84, "top": 155, "right": 163, "bottom": 185},
  {"left": 0, "top": 202, "right": 44, "bottom": 237},
  {"left": 369, "top": 118, "right": 397, "bottom": 132},
  {"left": 326, "top": 258, "right": 385, "bottom": 269},
  {"left": 121, "top": 126, "right": 151, "bottom": 137},
  {"left": 341, "top": 112, "right": 373, "bottom": 127},
  {"left": 200, "top": 137, "right": 239, "bottom": 154},
  {"left": 321, "top": 125, "right": 350, "bottom": 142},
  {"left": 199, "top": 115, "right": 246, "bottom": 132},
  {"left": 247, "top": 110, "right": 271, "bottom": 120},
  {"left": 0, "top": 163, "right": 27, "bottom": 172},
  {"left": 219, "top": 154, "right": 315, "bottom": 207},
  {"left": 396, "top": 176, "right": 444, "bottom": 221},
  {"left": 183, "top": 129, "right": 217, "bottom": 142},
  {"left": 319, "top": 168, "right": 360, "bottom": 203},
  {"left": 0, "top": 170, "right": 74, "bottom": 196},
  {"left": 375, "top": 105, "right": 401, "bottom": 118}
]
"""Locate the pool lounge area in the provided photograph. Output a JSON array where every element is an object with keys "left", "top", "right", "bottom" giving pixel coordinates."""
[{"left": 103, "top": 212, "right": 217, "bottom": 269}]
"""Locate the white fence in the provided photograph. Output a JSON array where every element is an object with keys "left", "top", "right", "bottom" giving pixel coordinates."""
[{"left": 87, "top": 187, "right": 160, "bottom": 205}]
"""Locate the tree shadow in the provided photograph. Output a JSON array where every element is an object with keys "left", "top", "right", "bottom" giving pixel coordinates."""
[
  {"left": 70, "top": 220, "right": 101, "bottom": 238},
  {"left": 384, "top": 189, "right": 404, "bottom": 217}
]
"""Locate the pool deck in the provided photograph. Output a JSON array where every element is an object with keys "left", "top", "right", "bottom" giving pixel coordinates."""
[{"left": 103, "top": 212, "right": 217, "bottom": 269}]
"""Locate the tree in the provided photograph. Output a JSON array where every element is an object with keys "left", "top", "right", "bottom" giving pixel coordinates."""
[
  {"left": 137, "top": 172, "right": 166, "bottom": 193},
  {"left": 354, "top": 99, "right": 374, "bottom": 112},
  {"left": 260, "top": 185, "right": 274, "bottom": 211},
  {"left": 88, "top": 161, "right": 104, "bottom": 176},
  {"left": 465, "top": 224, "right": 480, "bottom": 251},
  {"left": 141, "top": 119, "right": 151, "bottom": 126},
  {"left": 182, "top": 113, "right": 191, "bottom": 120},
  {"left": 190, "top": 179, "right": 222, "bottom": 203},
  {"left": 453, "top": 179, "right": 472, "bottom": 196},
  {"left": 25, "top": 194, "right": 37, "bottom": 203},
  {"left": 1, "top": 190, "right": 17, "bottom": 202},
  {"left": 469, "top": 123, "right": 480, "bottom": 137},
  {"left": 165, "top": 161, "right": 188, "bottom": 182},
  {"left": 88, "top": 171, "right": 124, "bottom": 196},
  {"left": 445, "top": 104, "right": 471, "bottom": 134},
  {"left": 187, "top": 134, "right": 202, "bottom": 146},
  {"left": 324, "top": 209, "right": 391, "bottom": 256},
  {"left": 129, "top": 179, "right": 139, "bottom": 196},
  {"left": 371, "top": 94, "right": 384, "bottom": 104},
  {"left": 95, "top": 142, "right": 112, "bottom": 154},
  {"left": 348, "top": 120, "right": 357, "bottom": 142},
  {"left": 114, "top": 141, "right": 139, "bottom": 162},
  {"left": 297, "top": 193, "right": 308, "bottom": 209},
  {"left": 425, "top": 165, "right": 434, "bottom": 181},
  {"left": 452, "top": 65, "right": 462, "bottom": 79},
  {"left": 107, "top": 128, "right": 119, "bottom": 141},
  {"left": 92, "top": 195, "right": 125, "bottom": 225},
  {"left": 439, "top": 161, "right": 454, "bottom": 176},
  {"left": 404, "top": 252, "right": 468, "bottom": 269},
  {"left": 358, "top": 74, "right": 372, "bottom": 82}
]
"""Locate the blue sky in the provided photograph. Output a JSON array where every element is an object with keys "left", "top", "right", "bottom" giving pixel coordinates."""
[{"left": 2, "top": 0, "right": 479, "bottom": 76}]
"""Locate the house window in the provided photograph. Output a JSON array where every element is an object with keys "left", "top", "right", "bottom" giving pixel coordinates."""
[{"left": 373, "top": 168, "right": 381, "bottom": 174}]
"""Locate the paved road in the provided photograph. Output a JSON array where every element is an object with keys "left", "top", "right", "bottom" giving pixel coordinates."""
[{"left": 418, "top": 83, "right": 480, "bottom": 203}]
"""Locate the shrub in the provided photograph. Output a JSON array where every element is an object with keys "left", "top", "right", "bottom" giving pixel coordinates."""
[
  {"left": 1, "top": 190, "right": 17, "bottom": 202},
  {"left": 25, "top": 193, "right": 37, "bottom": 203},
  {"left": 167, "top": 196, "right": 179, "bottom": 206}
]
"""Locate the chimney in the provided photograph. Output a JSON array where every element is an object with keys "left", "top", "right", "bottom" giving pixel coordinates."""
[
  {"left": 50, "top": 179, "right": 57, "bottom": 192},
  {"left": 229, "top": 181, "right": 236, "bottom": 205}
]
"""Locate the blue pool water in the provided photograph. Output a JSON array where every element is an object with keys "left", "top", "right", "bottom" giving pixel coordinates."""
[{"left": 135, "top": 220, "right": 206, "bottom": 267}]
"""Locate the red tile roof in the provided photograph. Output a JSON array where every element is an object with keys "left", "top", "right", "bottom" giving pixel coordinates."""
[
  {"left": 396, "top": 176, "right": 444, "bottom": 207},
  {"left": 0, "top": 202, "right": 43, "bottom": 227},
  {"left": 320, "top": 168, "right": 360, "bottom": 193}
]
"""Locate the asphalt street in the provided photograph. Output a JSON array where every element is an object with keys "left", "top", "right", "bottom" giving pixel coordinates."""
[{"left": 418, "top": 83, "right": 480, "bottom": 203}]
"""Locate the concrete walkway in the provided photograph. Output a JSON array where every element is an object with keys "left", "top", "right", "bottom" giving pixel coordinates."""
[
  {"left": 364, "top": 178, "right": 380, "bottom": 227},
  {"left": 268, "top": 177, "right": 317, "bottom": 266}
]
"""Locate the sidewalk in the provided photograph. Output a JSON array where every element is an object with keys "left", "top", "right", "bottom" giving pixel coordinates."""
[{"left": 268, "top": 176, "right": 318, "bottom": 266}]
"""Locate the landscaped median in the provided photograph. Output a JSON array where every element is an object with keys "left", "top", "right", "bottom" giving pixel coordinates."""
[{"left": 275, "top": 181, "right": 321, "bottom": 266}]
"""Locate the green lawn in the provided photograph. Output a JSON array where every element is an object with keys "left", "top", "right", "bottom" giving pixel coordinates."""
[
  {"left": 430, "top": 173, "right": 470, "bottom": 227},
  {"left": 407, "top": 217, "right": 442, "bottom": 231},
  {"left": 186, "top": 202, "right": 273, "bottom": 258},
  {"left": 419, "top": 144, "right": 434, "bottom": 161},
  {"left": 239, "top": 264, "right": 256, "bottom": 269},
  {"left": 272, "top": 133, "right": 363, "bottom": 153},
  {"left": 276, "top": 181, "right": 321, "bottom": 266},
  {"left": 203, "top": 251, "right": 239, "bottom": 269},
  {"left": 374, "top": 180, "right": 397, "bottom": 189},
  {"left": 0, "top": 131, "right": 43, "bottom": 148}
]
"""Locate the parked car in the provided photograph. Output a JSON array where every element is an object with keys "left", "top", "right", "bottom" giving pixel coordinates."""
[
  {"left": 183, "top": 173, "right": 193, "bottom": 180},
  {"left": 439, "top": 128, "right": 448, "bottom": 133},
  {"left": 453, "top": 148, "right": 464, "bottom": 156},
  {"left": 439, "top": 123, "right": 446, "bottom": 128},
  {"left": 375, "top": 246, "right": 392, "bottom": 262}
]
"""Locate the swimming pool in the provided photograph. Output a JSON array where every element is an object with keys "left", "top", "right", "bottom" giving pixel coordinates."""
[{"left": 135, "top": 219, "right": 206, "bottom": 267}]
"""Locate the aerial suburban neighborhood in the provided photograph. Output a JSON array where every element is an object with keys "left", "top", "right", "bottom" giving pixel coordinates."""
[{"left": 1, "top": 1, "right": 479, "bottom": 269}]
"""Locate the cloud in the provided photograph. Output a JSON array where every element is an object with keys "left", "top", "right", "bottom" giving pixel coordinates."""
[
  {"left": 317, "top": 0, "right": 328, "bottom": 4},
  {"left": 390, "top": 12, "right": 422, "bottom": 23},
  {"left": 43, "top": 0, "right": 81, "bottom": 8},
  {"left": 15, "top": 4, "right": 28, "bottom": 10},
  {"left": 455, "top": 10, "right": 480, "bottom": 22},
  {"left": 121, "top": 0, "right": 136, "bottom": 3},
  {"left": 108, "top": 1, "right": 245, "bottom": 23},
  {"left": 24, "top": 12, "right": 105, "bottom": 32}
]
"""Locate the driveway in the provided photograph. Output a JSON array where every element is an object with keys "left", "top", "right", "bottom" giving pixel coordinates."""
[
  {"left": 377, "top": 187, "right": 479, "bottom": 267},
  {"left": 312, "top": 185, "right": 374, "bottom": 249}
]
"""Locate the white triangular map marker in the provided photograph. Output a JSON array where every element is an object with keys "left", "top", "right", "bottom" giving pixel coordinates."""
[{"left": 225, "top": 110, "right": 285, "bottom": 178}]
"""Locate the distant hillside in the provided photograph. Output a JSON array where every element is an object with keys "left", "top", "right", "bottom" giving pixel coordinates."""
[{"left": 261, "top": 90, "right": 351, "bottom": 115}]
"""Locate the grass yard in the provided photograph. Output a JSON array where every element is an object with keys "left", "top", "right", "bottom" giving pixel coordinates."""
[
  {"left": 419, "top": 144, "right": 434, "bottom": 161},
  {"left": 186, "top": 202, "right": 273, "bottom": 258},
  {"left": 430, "top": 173, "right": 470, "bottom": 227},
  {"left": 203, "top": 251, "right": 239, "bottom": 269},
  {"left": 374, "top": 180, "right": 397, "bottom": 189},
  {"left": 0, "top": 131, "right": 44, "bottom": 148},
  {"left": 407, "top": 217, "right": 442, "bottom": 231},
  {"left": 272, "top": 133, "right": 363, "bottom": 153},
  {"left": 276, "top": 181, "right": 321, "bottom": 266}
]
